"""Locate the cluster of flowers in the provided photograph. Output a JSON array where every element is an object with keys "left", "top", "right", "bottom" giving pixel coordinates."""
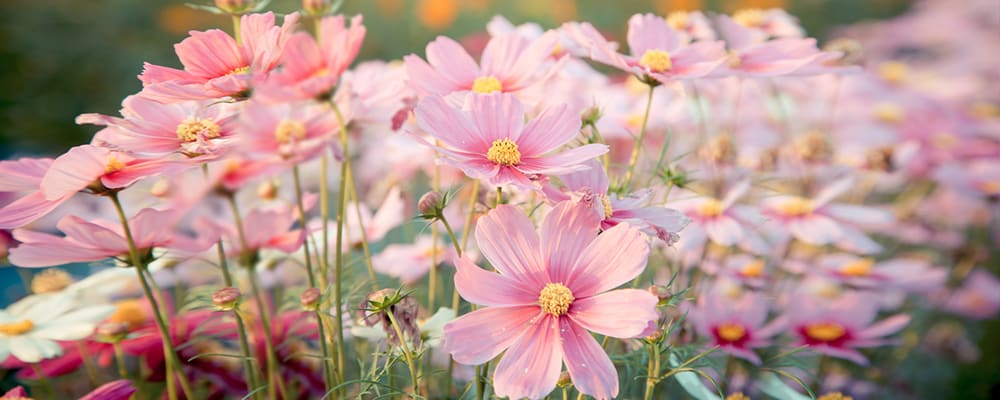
[{"left": 0, "top": 0, "right": 997, "bottom": 398}]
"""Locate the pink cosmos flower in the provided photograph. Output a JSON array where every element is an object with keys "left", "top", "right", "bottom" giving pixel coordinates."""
[
  {"left": 372, "top": 235, "right": 453, "bottom": 284},
  {"left": 688, "top": 290, "right": 785, "bottom": 365},
  {"left": 0, "top": 157, "right": 61, "bottom": 229},
  {"left": 761, "top": 177, "right": 894, "bottom": 254},
  {"left": 726, "top": 8, "right": 805, "bottom": 40},
  {"left": 139, "top": 12, "right": 299, "bottom": 102},
  {"left": 259, "top": 15, "right": 366, "bottom": 101},
  {"left": 933, "top": 159, "right": 1000, "bottom": 202},
  {"left": 403, "top": 31, "right": 562, "bottom": 97},
  {"left": 78, "top": 95, "right": 239, "bottom": 159},
  {"left": 806, "top": 254, "right": 947, "bottom": 293},
  {"left": 543, "top": 160, "right": 690, "bottom": 243},
  {"left": 443, "top": 201, "right": 658, "bottom": 399},
  {"left": 413, "top": 93, "right": 607, "bottom": 190},
  {"left": 342, "top": 186, "right": 405, "bottom": 250},
  {"left": 663, "top": 11, "right": 716, "bottom": 42},
  {"left": 201, "top": 204, "right": 307, "bottom": 257},
  {"left": 239, "top": 99, "right": 339, "bottom": 162},
  {"left": 42, "top": 144, "right": 185, "bottom": 203},
  {"left": 939, "top": 269, "right": 1000, "bottom": 320},
  {"left": 8, "top": 208, "right": 202, "bottom": 267},
  {"left": 564, "top": 13, "right": 727, "bottom": 84},
  {"left": 787, "top": 292, "right": 910, "bottom": 365},
  {"left": 715, "top": 15, "right": 848, "bottom": 77},
  {"left": 668, "top": 180, "right": 769, "bottom": 256}
]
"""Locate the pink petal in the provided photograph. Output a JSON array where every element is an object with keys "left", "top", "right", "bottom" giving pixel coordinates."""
[
  {"left": 822, "top": 204, "right": 894, "bottom": 226},
  {"left": 565, "top": 223, "right": 649, "bottom": 298},
  {"left": 413, "top": 95, "right": 490, "bottom": 152},
  {"left": 568, "top": 289, "right": 658, "bottom": 338},
  {"left": 454, "top": 256, "right": 539, "bottom": 307},
  {"left": 518, "top": 144, "right": 609, "bottom": 176},
  {"left": 474, "top": 205, "right": 548, "bottom": 289},
  {"left": 8, "top": 231, "right": 112, "bottom": 267},
  {"left": 517, "top": 104, "right": 582, "bottom": 156},
  {"left": 560, "top": 318, "right": 619, "bottom": 399},
  {"left": 788, "top": 215, "right": 842, "bottom": 245},
  {"left": 492, "top": 315, "right": 562, "bottom": 400},
  {"left": 0, "top": 158, "right": 52, "bottom": 191},
  {"left": 469, "top": 93, "right": 525, "bottom": 143},
  {"left": 443, "top": 305, "right": 541, "bottom": 365},
  {"left": 857, "top": 314, "right": 910, "bottom": 339},
  {"left": 175, "top": 29, "right": 245, "bottom": 80},
  {"left": 40, "top": 145, "right": 110, "bottom": 200},
  {"left": 425, "top": 36, "right": 480, "bottom": 88},
  {"left": 403, "top": 55, "right": 458, "bottom": 96},
  {"left": 541, "top": 200, "right": 601, "bottom": 283},
  {"left": 627, "top": 13, "right": 680, "bottom": 55},
  {"left": 0, "top": 192, "right": 66, "bottom": 230}
]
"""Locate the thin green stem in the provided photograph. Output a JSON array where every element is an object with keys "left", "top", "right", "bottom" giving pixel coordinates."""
[
  {"left": 245, "top": 273, "right": 291, "bottom": 399},
  {"left": 109, "top": 193, "right": 193, "bottom": 400},
  {"left": 345, "top": 165, "right": 379, "bottom": 291},
  {"left": 643, "top": 343, "right": 660, "bottom": 400},
  {"left": 331, "top": 103, "right": 351, "bottom": 392},
  {"left": 112, "top": 342, "right": 128, "bottom": 379},
  {"left": 231, "top": 15, "right": 242, "bottom": 45},
  {"left": 320, "top": 154, "right": 331, "bottom": 290},
  {"left": 291, "top": 165, "right": 318, "bottom": 288},
  {"left": 315, "top": 310, "right": 336, "bottom": 391},
  {"left": 231, "top": 310, "right": 261, "bottom": 398},
  {"left": 385, "top": 310, "right": 420, "bottom": 398},
  {"left": 476, "top": 360, "right": 490, "bottom": 400},
  {"left": 495, "top": 186, "right": 502, "bottom": 209},
  {"left": 623, "top": 84, "right": 656, "bottom": 188}
]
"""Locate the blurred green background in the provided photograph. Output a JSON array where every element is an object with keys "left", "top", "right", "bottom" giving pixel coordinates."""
[{"left": 0, "top": 0, "right": 910, "bottom": 158}]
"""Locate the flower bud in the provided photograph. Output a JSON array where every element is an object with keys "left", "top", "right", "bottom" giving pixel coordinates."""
[
  {"left": 303, "top": 0, "right": 335, "bottom": 16},
  {"left": 580, "top": 105, "right": 602, "bottom": 127},
  {"left": 257, "top": 180, "right": 278, "bottom": 200},
  {"left": 556, "top": 371, "right": 573, "bottom": 388},
  {"left": 647, "top": 285, "right": 672, "bottom": 304},
  {"left": 212, "top": 287, "right": 242, "bottom": 311},
  {"left": 417, "top": 191, "right": 444, "bottom": 218},
  {"left": 301, "top": 287, "right": 322, "bottom": 311},
  {"left": 215, "top": 0, "right": 255, "bottom": 13}
]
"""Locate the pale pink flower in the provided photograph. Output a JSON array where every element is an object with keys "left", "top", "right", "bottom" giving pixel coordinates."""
[
  {"left": 688, "top": 290, "right": 785, "bottom": 365},
  {"left": 668, "top": 180, "right": 769, "bottom": 255},
  {"left": 0, "top": 158, "right": 61, "bottom": 229},
  {"left": 342, "top": 186, "right": 405, "bottom": 249},
  {"left": 939, "top": 269, "right": 1000, "bottom": 320},
  {"left": 372, "top": 235, "right": 447, "bottom": 284},
  {"left": 258, "top": 15, "right": 366, "bottom": 101},
  {"left": 403, "top": 31, "right": 562, "bottom": 97},
  {"left": 239, "top": 99, "right": 339, "bottom": 162},
  {"left": 715, "top": 15, "right": 849, "bottom": 77},
  {"left": 933, "top": 159, "right": 1000, "bottom": 202},
  {"left": 761, "top": 177, "right": 894, "bottom": 254},
  {"left": 726, "top": 8, "right": 805, "bottom": 40},
  {"left": 563, "top": 13, "right": 727, "bottom": 84},
  {"left": 139, "top": 12, "right": 299, "bottom": 102},
  {"left": 662, "top": 11, "right": 716, "bottom": 42},
  {"left": 443, "top": 201, "right": 658, "bottom": 399},
  {"left": 413, "top": 93, "right": 607, "bottom": 190},
  {"left": 808, "top": 254, "right": 947, "bottom": 293},
  {"left": 78, "top": 95, "right": 239, "bottom": 158},
  {"left": 787, "top": 292, "right": 910, "bottom": 365},
  {"left": 543, "top": 160, "right": 689, "bottom": 242},
  {"left": 201, "top": 204, "right": 306, "bottom": 257},
  {"left": 8, "top": 208, "right": 202, "bottom": 267}
]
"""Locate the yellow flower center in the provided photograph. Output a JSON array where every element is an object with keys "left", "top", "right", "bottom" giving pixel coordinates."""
[
  {"left": 0, "top": 319, "right": 34, "bottom": 336},
  {"left": 175, "top": 117, "right": 221, "bottom": 143},
  {"left": 486, "top": 138, "right": 521, "bottom": 166},
  {"left": 716, "top": 322, "right": 747, "bottom": 342},
  {"left": 274, "top": 120, "right": 307, "bottom": 144},
  {"left": 979, "top": 181, "right": 1000, "bottom": 195},
  {"left": 740, "top": 259, "right": 766, "bottom": 278},
  {"left": 877, "top": 61, "right": 908, "bottom": 85},
  {"left": 776, "top": 197, "right": 813, "bottom": 217},
  {"left": 666, "top": 11, "right": 690, "bottom": 30},
  {"left": 805, "top": 322, "right": 846, "bottom": 342},
  {"left": 108, "top": 299, "right": 147, "bottom": 330},
  {"left": 697, "top": 199, "right": 725, "bottom": 218},
  {"left": 600, "top": 196, "right": 614, "bottom": 219},
  {"left": 873, "top": 102, "right": 904, "bottom": 124},
  {"left": 931, "top": 132, "right": 956, "bottom": 149},
  {"left": 31, "top": 268, "right": 73, "bottom": 294},
  {"left": 970, "top": 101, "right": 1000, "bottom": 120},
  {"left": 229, "top": 65, "right": 250, "bottom": 75},
  {"left": 538, "top": 283, "right": 574, "bottom": 316},
  {"left": 639, "top": 49, "right": 673, "bottom": 72},
  {"left": 726, "top": 392, "right": 751, "bottom": 400},
  {"left": 840, "top": 258, "right": 874, "bottom": 277},
  {"left": 733, "top": 8, "right": 765, "bottom": 27},
  {"left": 817, "top": 392, "right": 853, "bottom": 400},
  {"left": 105, "top": 156, "right": 126, "bottom": 174},
  {"left": 472, "top": 76, "right": 502, "bottom": 93}
]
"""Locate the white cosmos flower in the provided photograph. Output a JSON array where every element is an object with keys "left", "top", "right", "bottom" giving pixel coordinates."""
[{"left": 0, "top": 291, "right": 114, "bottom": 363}]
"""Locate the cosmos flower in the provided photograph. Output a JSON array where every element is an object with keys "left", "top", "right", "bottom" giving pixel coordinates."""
[
  {"left": 413, "top": 92, "right": 607, "bottom": 190},
  {"left": 688, "top": 290, "right": 785, "bottom": 365},
  {"left": 0, "top": 157, "right": 60, "bottom": 229},
  {"left": 668, "top": 179, "right": 770, "bottom": 255},
  {"left": 443, "top": 201, "right": 658, "bottom": 399},
  {"left": 239, "top": 100, "right": 339, "bottom": 162},
  {"left": 787, "top": 292, "right": 909, "bottom": 365},
  {"left": 0, "top": 291, "right": 114, "bottom": 363}
]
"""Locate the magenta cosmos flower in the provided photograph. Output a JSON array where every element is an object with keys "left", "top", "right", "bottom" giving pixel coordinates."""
[
  {"left": 413, "top": 93, "right": 607, "bottom": 190},
  {"left": 404, "top": 31, "right": 561, "bottom": 97},
  {"left": 139, "top": 12, "right": 298, "bottom": 103},
  {"left": 564, "top": 13, "right": 727, "bottom": 84},
  {"left": 443, "top": 201, "right": 658, "bottom": 399},
  {"left": 787, "top": 292, "right": 910, "bottom": 365}
]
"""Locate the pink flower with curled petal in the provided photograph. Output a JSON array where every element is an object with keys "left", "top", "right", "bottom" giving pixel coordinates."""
[
  {"left": 8, "top": 208, "right": 205, "bottom": 267},
  {"left": 542, "top": 160, "right": 689, "bottom": 243},
  {"left": 78, "top": 95, "right": 239, "bottom": 159},
  {"left": 258, "top": 15, "right": 366, "bottom": 101},
  {"left": 787, "top": 292, "right": 910, "bottom": 365},
  {"left": 563, "top": 13, "right": 727, "bottom": 84},
  {"left": 139, "top": 12, "right": 299, "bottom": 103},
  {"left": 413, "top": 93, "right": 607, "bottom": 190},
  {"left": 443, "top": 201, "right": 658, "bottom": 399},
  {"left": 403, "top": 30, "right": 562, "bottom": 98},
  {"left": 689, "top": 290, "right": 785, "bottom": 365}
]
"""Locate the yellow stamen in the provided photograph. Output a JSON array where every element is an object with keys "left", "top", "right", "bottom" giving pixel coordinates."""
[
  {"left": 486, "top": 138, "right": 521, "bottom": 166},
  {"left": 805, "top": 322, "right": 846, "bottom": 342},
  {"left": 732, "top": 8, "right": 765, "bottom": 28},
  {"left": 817, "top": 392, "right": 853, "bottom": 400},
  {"left": 175, "top": 117, "right": 221, "bottom": 143},
  {"left": 229, "top": 65, "right": 250, "bottom": 75},
  {"left": 538, "top": 283, "right": 574, "bottom": 316},
  {"left": 840, "top": 258, "right": 874, "bottom": 277},
  {"left": 274, "top": 120, "right": 307, "bottom": 144},
  {"left": 108, "top": 299, "right": 147, "bottom": 330},
  {"left": 0, "top": 319, "right": 34, "bottom": 336},
  {"left": 776, "top": 197, "right": 813, "bottom": 217},
  {"left": 877, "top": 61, "right": 908, "bottom": 85},
  {"left": 472, "top": 76, "right": 502, "bottom": 94},
  {"left": 697, "top": 199, "right": 725, "bottom": 218},
  {"left": 105, "top": 156, "right": 126, "bottom": 174},
  {"left": 873, "top": 102, "right": 904, "bottom": 124},
  {"left": 31, "top": 268, "right": 73, "bottom": 294},
  {"left": 639, "top": 49, "right": 673, "bottom": 72},
  {"left": 716, "top": 322, "right": 747, "bottom": 342},
  {"left": 726, "top": 392, "right": 751, "bottom": 400},
  {"left": 741, "top": 259, "right": 766, "bottom": 278},
  {"left": 600, "top": 196, "right": 614, "bottom": 219}
]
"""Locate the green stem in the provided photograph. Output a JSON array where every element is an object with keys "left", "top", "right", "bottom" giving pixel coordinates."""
[
  {"left": 291, "top": 165, "right": 318, "bottom": 288},
  {"left": 315, "top": 310, "right": 336, "bottom": 391},
  {"left": 231, "top": 310, "right": 261, "bottom": 398},
  {"left": 109, "top": 193, "right": 193, "bottom": 400},
  {"left": 112, "top": 342, "right": 128, "bottom": 379},
  {"left": 386, "top": 310, "right": 420, "bottom": 398},
  {"left": 320, "top": 154, "right": 331, "bottom": 290},
  {"left": 30, "top": 363, "right": 54, "bottom": 398},
  {"left": 345, "top": 165, "right": 379, "bottom": 291},
  {"left": 495, "top": 186, "right": 502, "bottom": 209},
  {"left": 331, "top": 103, "right": 351, "bottom": 392},
  {"left": 643, "top": 343, "right": 660, "bottom": 400},
  {"left": 623, "top": 84, "right": 655, "bottom": 189},
  {"left": 476, "top": 360, "right": 490, "bottom": 400},
  {"left": 245, "top": 273, "right": 291, "bottom": 400},
  {"left": 232, "top": 15, "right": 242, "bottom": 45}
]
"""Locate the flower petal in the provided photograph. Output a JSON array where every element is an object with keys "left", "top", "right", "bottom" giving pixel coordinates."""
[
  {"left": 566, "top": 223, "right": 649, "bottom": 298},
  {"left": 541, "top": 200, "right": 601, "bottom": 283},
  {"left": 560, "top": 318, "right": 618, "bottom": 399},
  {"left": 492, "top": 314, "right": 562, "bottom": 400},
  {"left": 454, "top": 256, "right": 539, "bottom": 307},
  {"left": 443, "top": 305, "right": 541, "bottom": 365},
  {"left": 475, "top": 205, "right": 547, "bottom": 288},
  {"left": 568, "top": 289, "right": 658, "bottom": 338}
]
